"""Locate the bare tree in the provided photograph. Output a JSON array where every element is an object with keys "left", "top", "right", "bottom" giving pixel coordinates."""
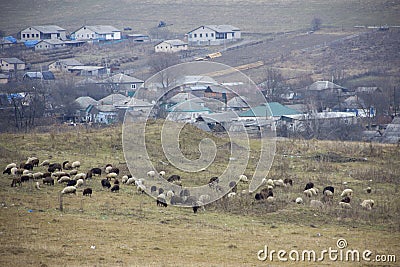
[{"left": 311, "top": 17, "right": 322, "bottom": 31}]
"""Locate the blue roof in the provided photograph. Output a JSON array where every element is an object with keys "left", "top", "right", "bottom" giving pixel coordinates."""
[
  {"left": 4, "top": 36, "right": 17, "bottom": 43},
  {"left": 24, "top": 40, "right": 39, "bottom": 47},
  {"left": 239, "top": 102, "right": 301, "bottom": 117}
]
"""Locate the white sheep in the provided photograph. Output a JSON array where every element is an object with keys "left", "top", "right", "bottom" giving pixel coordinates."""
[
  {"left": 273, "top": 179, "right": 285, "bottom": 187},
  {"left": 266, "top": 179, "right": 274, "bottom": 187},
  {"left": 266, "top": 196, "right": 275, "bottom": 203},
  {"left": 147, "top": 170, "right": 156, "bottom": 177},
  {"left": 5, "top": 163, "right": 16, "bottom": 170},
  {"left": 69, "top": 169, "right": 78, "bottom": 176},
  {"left": 166, "top": 190, "right": 175, "bottom": 198},
  {"left": 339, "top": 202, "right": 352, "bottom": 209},
  {"left": 58, "top": 176, "right": 71, "bottom": 183},
  {"left": 341, "top": 189, "right": 353, "bottom": 198},
  {"left": 61, "top": 186, "right": 77, "bottom": 195},
  {"left": 295, "top": 197, "right": 303, "bottom": 204},
  {"left": 361, "top": 199, "right": 374, "bottom": 210},
  {"left": 137, "top": 184, "right": 146, "bottom": 193},
  {"left": 227, "top": 192, "right": 236, "bottom": 198},
  {"left": 324, "top": 190, "right": 334, "bottom": 197},
  {"left": 303, "top": 188, "right": 317, "bottom": 198},
  {"left": 75, "top": 173, "right": 86, "bottom": 180},
  {"left": 75, "top": 179, "right": 84, "bottom": 188},
  {"left": 71, "top": 161, "right": 81, "bottom": 168},
  {"left": 310, "top": 200, "right": 324, "bottom": 208},
  {"left": 106, "top": 172, "right": 118, "bottom": 179},
  {"left": 125, "top": 177, "right": 136, "bottom": 185},
  {"left": 105, "top": 166, "right": 113, "bottom": 174},
  {"left": 309, "top": 188, "right": 318, "bottom": 196},
  {"left": 172, "top": 180, "right": 182, "bottom": 186},
  {"left": 23, "top": 169, "right": 30, "bottom": 175},
  {"left": 121, "top": 175, "right": 129, "bottom": 183},
  {"left": 11, "top": 167, "right": 18, "bottom": 175},
  {"left": 239, "top": 174, "right": 248, "bottom": 183},
  {"left": 159, "top": 171, "right": 166, "bottom": 177},
  {"left": 35, "top": 181, "right": 41, "bottom": 190},
  {"left": 40, "top": 160, "right": 50, "bottom": 166}
]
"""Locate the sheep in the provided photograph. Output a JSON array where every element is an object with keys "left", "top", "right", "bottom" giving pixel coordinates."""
[
  {"left": 255, "top": 188, "right": 273, "bottom": 200},
  {"left": 170, "top": 195, "right": 184, "bottom": 205},
  {"left": 339, "top": 202, "right": 352, "bottom": 209},
  {"left": 121, "top": 175, "right": 129, "bottom": 184},
  {"left": 27, "top": 157, "right": 39, "bottom": 167},
  {"left": 192, "top": 201, "right": 204, "bottom": 213},
  {"left": 266, "top": 196, "right": 276, "bottom": 203},
  {"left": 23, "top": 169, "right": 31, "bottom": 175},
  {"left": 21, "top": 163, "right": 33, "bottom": 171},
  {"left": 71, "top": 161, "right": 81, "bottom": 169},
  {"left": 88, "top": 167, "right": 102, "bottom": 177},
  {"left": 5, "top": 163, "right": 17, "bottom": 170},
  {"left": 156, "top": 193, "right": 167, "bottom": 207},
  {"left": 172, "top": 180, "right": 182, "bottom": 186},
  {"left": 105, "top": 166, "right": 113, "bottom": 174},
  {"left": 341, "top": 189, "right": 353, "bottom": 198},
  {"left": 361, "top": 199, "right": 374, "bottom": 210},
  {"left": 266, "top": 179, "right": 274, "bottom": 187},
  {"left": 111, "top": 184, "right": 119, "bottom": 192},
  {"left": 227, "top": 192, "right": 237, "bottom": 198},
  {"left": 69, "top": 169, "right": 78, "bottom": 176},
  {"left": 310, "top": 188, "right": 318, "bottom": 195},
  {"left": 74, "top": 173, "right": 86, "bottom": 180},
  {"left": 303, "top": 189, "right": 313, "bottom": 198},
  {"left": 63, "top": 161, "right": 72, "bottom": 170},
  {"left": 125, "top": 177, "right": 136, "bottom": 185},
  {"left": 341, "top": 196, "right": 351, "bottom": 203},
  {"left": 114, "top": 179, "right": 119, "bottom": 185},
  {"left": 310, "top": 200, "right": 324, "bottom": 209},
  {"left": 106, "top": 172, "right": 118, "bottom": 180},
  {"left": 83, "top": 188, "right": 92, "bottom": 197},
  {"left": 273, "top": 179, "right": 285, "bottom": 187},
  {"left": 21, "top": 175, "right": 31, "bottom": 183},
  {"left": 166, "top": 190, "right": 175, "bottom": 198},
  {"left": 10, "top": 177, "right": 21, "bottom": 187},
  {"left": 61, "top": 186, "right": 77, "bottom": 195},
  {"left": 40, "top": 160, "right": 50, "bottom": 166},
  {"left": 146, "top": 170, "right": 156, "bottom": 178},
  {"left": 365, "top": 187, "right": 372, "bottom": 194},
  {"left": 35, "top": 182, "right": 41, "bottom": 190},
  {"left": 58, "top": 176, "right": 71, "bottom": 184},
  {"left": 33, "top": 172, "right": 43, "bottom": 180},
  {"left": 67, "top": 180, "right": 77, "bottom": 186},
  {"left": 229, "top": 181, "right": 237, "bottom": 193},
  {"left": 75, "top": 179, "right": 84, "bottom": 188},
  {"left": 304, "top": 182, "right": 314, "bottom": 190},
  {"left": 295, "top": 197, "right": 303, "bottom": 204},
  {"left": 137, "top": 184, "right": 146, "bottom": 194},
  {"left": 109, "top": 167, "right": 119, "bottom": 175},
  {"left": 283, "top": 178, "right": 293, "bottom": 186},
  {"left": 101, "top": 179, "right": 111, "bottom": 189},
  {"left": 179, "top": 189, "right": 190, "bottom": 198},
  {"left": 159, "top": 171, "right": 166, "bottom": 177},
  {"left": 48, "top": 163, "right": 61, "bottom": 173},
  {"left": 323, "top": 186, "right": 335, "bottom": 195},
  {"left": 239, "top": 174, "right": 248, "bottom": 183},
  {"left": 42, "top": 177, "right": 54, "bottom": 186},
  {"left": 167, "top": 174, "right": 181, "bottom": 182}
]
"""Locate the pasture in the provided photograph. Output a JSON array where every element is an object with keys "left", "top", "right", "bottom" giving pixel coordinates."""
[{"left": 0, "top": 122, "right": 399, "bottom": 266}]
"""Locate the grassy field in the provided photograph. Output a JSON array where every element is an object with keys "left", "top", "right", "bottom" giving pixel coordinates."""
[
  {"left": 1, "top": 0, "right": 399, "bottom": 36},
  {"left": 0, "top": 122, "right": 399, "bottom": 266}
]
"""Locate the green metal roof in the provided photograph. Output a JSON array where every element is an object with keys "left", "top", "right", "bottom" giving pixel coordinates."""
[{"left": 239, "top": 102, "right": 301, "bottom": 117}]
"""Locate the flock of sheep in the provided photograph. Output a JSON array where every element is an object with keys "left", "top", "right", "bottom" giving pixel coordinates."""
[{"left": 3, "top": 157, "right": 376, "bottom": 213}]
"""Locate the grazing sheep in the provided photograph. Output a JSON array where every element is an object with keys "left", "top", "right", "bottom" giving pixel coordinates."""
[
  {"left": 323, "top": 186, "right": 335, "bottom": 195},
  {"left": 63, "top": 161, "right": 72, "bottom": 170},
  {"left": 239, "top": 174, "right": 248, "bottom": 183},
  {"left": 75, "top": 179, "right": 84, "bottom": 188},
  {"left": 339, "top": 202, "right": 352, "bottom": 209},
  {"left": 111, "top": 184, "right": 119, "bottom": 192},
  {"left": 48, "top": 163, "right": 62, "bottom": 172},
  {"left": 365, "top": 187, "right": 372, "bottom": 194},
  {"left": 74, "top": 173, "right": 86, "bottom": 180},
  {"left": 69, "top": 169, "right": 78, "bottom": 176},
  {"left": 10, "top": 177, "right": 21, "bottom": 187},
  {"left": 109, "top": 167, "right": 119, "bottom": 175},
  {"left": 23, "top": 169, "right": 30, "bottom": 175},
  {"left": 27, "top": 157, "right": 39, "bottom": 167},
  {"left": 89, "top": 168, "right": 102, "bottom": 177},
  {"left": 159, "top": 171, "right": 166, "bottom": 177},
  {"left": 255, "top": 188, "right": 273, "bottom": 200},
  {"left": 266, "top": 196, "right": 276, "bottom": 203},
  {"left": 42, "top": 177, "right": 54, "bottom": 186},
  {"left": 101, "top": 179, "right": 111, "bottom": 189},
  {"left": 5, "top": 163, "right": 17, "bottom": 170},
  {"left": 167, "top": 174, "right": 181, "bottom": 182},
  {"left": 35, "top": 182, "right": 41, "bottom": 190},
  {"left": 105, "top": 166, "right": 113, "bottom": 174},
  {"left": 303, "top": 189, "right": 314, "bottom": 198},
  {"left": 121, "top": 175, "right": 129, "bottom": 184},
  {"left": 40, "top": 160, "right": 50, "bottom": 166},
  {"left": 273, "top": 179, "right": 285, "bottom": 187},
  {"left": 310, "top": 200, "right": 324, "bottom": 208},
  {"left": 21, "top": 163, "right": 33, "bottom": 171},
  {"left": 137, "top": 184, "right": 146, "bottom": 194},
  {"left": 227, "top": 192, "right": 237, "bottom": 198},
  {"left": 310, "top": 188, "right": 318, "bottom": 195},
  {"left": 58, "top": 176, "right": 71, "bottom": 184},
  {"left": 106, "top": 172, "right": 118, "bottom": 180},
  {"left": 172, "top": 180, "right": 182, "bottom": 186},
  {"left": 147, "top": 170, "right": 156, "bottom": 177},
  {"left": 114, "top": 179, "right": 119, "bottom": 185},
  {"left": 125, "top": 177, "right": 136, "bottom": 185},
  {"left": 71, "top": 161, "right": 81, "bottom": 169},
  {"left": 283, "top": 178, "right": 293, "bottom": 186},
  {"left": 266, "top": 179, "right": 274, "bottom": 187},
  {"left": 156, "top": 193, "right": 168, "bottom": 207},
  {"left": 341, "top": 189, "right": 353, "bottom": 198},
  {"left": 20, "top": 175, "right": 30, "bottom": 183},
  {"left": 304, "top": 182, "right": 314, "bottom": 190},
  {"left": 83, "top": 188, "right": 92, "bottom": 197},
  {"left": 170, "top": 195, "right": 184, "bottom": 205},
  {"left": 295, "top": 197, "right": 303, "bottom": 204},
  {"left": 67, "top": 180, "right": 77, "bottom": 187},
  {"left": 361, "top": 199, "right": 374, "bottom": 210},
  {"left": 61, "top": 186, "right": 77, "bottom": 195},
  {"left": 341, "top": 196, "right": 351, "bottom": 203},
  {"left": 33, "top": 172, "right": 43, "bottom": 180}
]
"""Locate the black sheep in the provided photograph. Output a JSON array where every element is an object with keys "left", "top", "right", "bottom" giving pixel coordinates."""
[
  {"left": 167, "top": 174, "right": 181, "bottom": 182},
  {"left": 67, "top": 180, "right": 77, "bottom": 187},
  {"left": 3, "top": 168, "right": 12, "bottom": 175},
  {"left": 304, "top": 182, "right": 314, "bottom": 190},
  {"left": 83, "top": 188, "right": 92, "bottom": 197},
  {"left": 11, "top": 178, "right": 21, "bottom": 187},
  {"left": 156, "top": 197, "right": 168, "bottom": 207},
  {"left": 43, "top": 177, "right": 54, "bottom": 186},
  {"left": 150, "top": 185, "right": 157, "bottom": 194},
  {"left": 284, "top": 178, "right": 293, "bottom": 186},
  {"left": 101, "top": 179, "right": 111, "bottom": 189},
  {"left": 110, "top": 167, "right": 120, "bottom": 175},
  {"left": 111, "top": 184, "right": 119, "bottom": 192},
  {"left": 341, "top": 196, "right": 351, "bottom": 203},
  {"left": 22, "top": 163, "right": 33, "bottom": 171},
  {"left": 323, "top": 186, "right": 335, "bottom": 195},
  {"left": 229, "top": 181, "right": 237, "bottom": 193},
  {"left": 21, "top": 175, "right": 30, "bottom": 183}
]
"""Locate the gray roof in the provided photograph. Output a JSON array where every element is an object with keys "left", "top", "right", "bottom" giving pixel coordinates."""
[
  {"left": 189, "top": 25, "right": 240, "bottom": 33},
  {"left": 99, "top": 94, "right": 129, "bottom": 105},
  {"left": 55, "top": 58, "right": 83, "bottom": 66},
  {"left": 381, "top": 117, "right": 400, "bottom": 144},
  {"left": 74, "top": 96, "right": 98, "bottom": 109},
  {"left": 308, "top": 81, "right": 344, "bottom": 91},
  {"left": 84, "top": 25, "right": 121, "bottom": 34},
  {"left": 227, "top": 96, "right": 249, "bottom": 108},
  {"left": 167, "top": 92, "right": 204, "bottom": 104},
  {"left": 105, "top": 73, "right": 143, "bottom": 83},
  {"left": 178, "top": 75, "right": 218, "bottom": 86},
  {"left": 30, "top": 25, "right": 66, "bottom": 33},
  {"left": 200, "top": 111, "right": 238, "bottom": 123},
  {"left": 0, "top": 73, "right": 8, "bottom": 79},
  {"left": 115, "top": 97, "right": 152, "bottom": 108},
  {"left": 96, "top": 105, "right": 117, "bottom": 112},
  {"left": 1, "top": 57, "right": 25, "bottom": 64},
  {"left": 168, "top": 101, "right": 211, "bottom": 112},
  {"left": 37, "top": 39, "right": 65, "bottom": 45},
  {"left": 158, "top": 39, "right": 187, "bottom": 46}
]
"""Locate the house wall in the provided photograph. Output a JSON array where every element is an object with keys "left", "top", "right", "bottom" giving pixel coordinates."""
[
  {"left": 20, "top": 27, "right": 66, "bottom": 41},
  {"left": 0, "top": 60, "right": 26, "bottom": 72},
  {"left": 34, "top": 42, "right": 65, "bottom": 50},
  {"left": 188, "top": 26, "right": 241, "bottom": 46},
  {"left": 155, "top": 42, "right": 188, "bottom": 53},
  {"left": 73, "top": 27, "right": 121, "bottom": 40}
]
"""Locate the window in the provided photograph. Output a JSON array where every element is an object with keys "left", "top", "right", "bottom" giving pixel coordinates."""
[
  {"left": 22, "top": 34, "right": 25, "bottom": 38},
  {"left": 199, "top": 33, "right": 202, "bottom": 37},
  {"left": 211, "top": 33, "right": 214, "bottom": 37},
  {"left": 87, "top": 34, "right": 89, "bottom": 38},
  {"left": 131, "top": 84, "right": 136, "bottom": 89},
  {"left": 194, "top": 33, "right": 197, "bottom": 38},
  {"left": 27, "top": 34, "right": 30, "bottom": 38},
  {"left": 92, "top": 34, "right": 94, "bottom": 38},
  {"left": 232, "top": 33, "right": 234, "bottom": 37},
  {"left": 206, "top": 33, "right": 208, "bottom": 37},
  {"left": 36, "top": 34, "right": 39, "bottom": 38}
]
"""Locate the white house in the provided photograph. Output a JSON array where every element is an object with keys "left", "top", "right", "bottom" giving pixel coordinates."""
[
  {"left": 71, "top": 25, "right": 121, "bottom": 41},
  {"left": 154, "top": 39, "right": 188, "bottom": 53},
  {"left": 0, "top": 58, "right": 25, "bottom": 72},
  {"left": 187, "top": 25, "right": 241, "bottom": 46},
  {"left": 34, "top": 39, "right": 66, "bottom": 50},
  {"left": 49, "top": 59, "right": 84, "bottom": 72},
  {"left": 20, "top": 25, "right": 67, "bottom": 42}
]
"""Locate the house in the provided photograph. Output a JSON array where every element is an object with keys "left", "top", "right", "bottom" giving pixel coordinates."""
[
  {"left": 379, "top": 117, "right": 400, "bottom": 144},
  {"left": 73, "top": 96, "right": 99, "bottom": 122},
  {"left": 34, "top": 39, "right": 66, "bottom": 50},
  {"left": 204, "top": 85, "right": 234, "bottom": 102},
  {"left": 239, "top": 102, "right": 301, "bottom": 121},
  {"left": 100, "top": 73, "right": 144, "bottom": 96},
  {"left": 114, "top": 97, "right": 153, "bottom": 111},
  {"left": 49, "top": 59, "right": 84, "bottom": 72},
  {"left": 167, "top": 100, "right": 212, "bottom": 123},
  {"left": 71, "top": 25, "right": 121, "bottom": 41},
  {"left": 68, "top": 66, "right": 107, "bottom": 76},
  {"left": 0, "top": 58, "right": 26, "bottom": 72},
  {"left": 307, "top": 81, "right": 347, "bottom": 93},
  {"left": 20, "top": 25, "right": 67, "bottom": 41},
  {"left": 187, "top": 25, "right": 241, "bottom": 46},
  {"left": 23, "top": 71, "right": 55, "bottom": 80},
  {"left": 88, "top": 104, "right": 118, "bottom": 124},
  {"left": 0, "top": 73, "right": 9, "bottom": 84},
  {"left": 198, "top": 110, "right": 238, "bottom": 132},
  {"left": 154, "top": 39, "right": 188, "bottom": 53},
  {"left": 98, "top": 93, "right": 129, "bottom": 106},
  {"left": 333, "top": 95, "right": 375, "bottom": 118}
]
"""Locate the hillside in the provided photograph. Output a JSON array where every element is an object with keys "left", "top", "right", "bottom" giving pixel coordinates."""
[{"left": 0, "top": 123, "right": 399, "bottom": 266}]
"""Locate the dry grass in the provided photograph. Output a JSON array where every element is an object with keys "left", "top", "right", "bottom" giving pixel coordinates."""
[{"left": 0, "top": 123, "right": 399, "bottom": 266}]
